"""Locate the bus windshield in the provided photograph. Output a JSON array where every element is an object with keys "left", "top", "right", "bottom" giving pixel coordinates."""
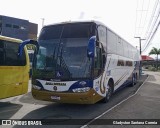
[{"left": 35, "top": 22, "right": 95, "bottom": 80}]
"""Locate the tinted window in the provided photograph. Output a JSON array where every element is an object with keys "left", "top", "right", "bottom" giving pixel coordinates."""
[
  {"left": 13, "top": 25, "right": 20, "bottom": 29},
  {"left": 6, "top": 24, "right": 12, "bottom": 28},
  {"left": 0, "top": 40, "right": 26, "bottom": 66},
  {"left": 0, "top": 42, "right": 4, "bottom": 65},
  {"left": 39, "top": 22, "right": 95, "bottom": 40}
]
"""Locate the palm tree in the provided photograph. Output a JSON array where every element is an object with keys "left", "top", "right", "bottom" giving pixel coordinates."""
[{"left": 149, "top": 47, "right": 160, "bottom": 70}]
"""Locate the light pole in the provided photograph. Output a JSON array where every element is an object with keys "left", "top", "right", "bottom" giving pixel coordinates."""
[{"left": 134, "top": 37, "right": 145, "bottom": 76}]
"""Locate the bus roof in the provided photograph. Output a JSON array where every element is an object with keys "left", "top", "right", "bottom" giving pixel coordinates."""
[
  {"left": 41, "top": 20, "right": 127, "bottom": 42},
  {"left": 0, "top": 35, "right": 22, "bottom": 43},
  {"left": 41, "top": 20, "right": 138, "bottom": 51},
  {"left": 43, "top": 20, "right": 106, "bottom": 28}
]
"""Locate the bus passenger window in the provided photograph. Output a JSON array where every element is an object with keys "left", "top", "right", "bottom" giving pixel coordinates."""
[
  {"left": 0, "top": 41, "right": 4, "bottom": 65},
  {"left": 5, "top": 42, "right": 26, "bottom": 66},
  {"left": 0, "top": 48, "right": 4, "bottom": 65}
]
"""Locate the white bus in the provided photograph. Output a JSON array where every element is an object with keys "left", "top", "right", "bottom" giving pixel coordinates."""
[{"left": 19, "top": 21, "right": 140, "bottom": 104}]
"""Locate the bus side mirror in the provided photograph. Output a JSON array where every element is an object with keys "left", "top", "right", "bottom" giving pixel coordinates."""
[
  {"left": 18, "top": 39, "right": 39, "bottom": 57},
  {"left": 87, "top": 36, "right": 96, "bottom": 59}
]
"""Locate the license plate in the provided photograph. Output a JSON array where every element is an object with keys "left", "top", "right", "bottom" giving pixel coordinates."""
[{"left": 51, "top": 96, "right": 60, "bottom": 100}]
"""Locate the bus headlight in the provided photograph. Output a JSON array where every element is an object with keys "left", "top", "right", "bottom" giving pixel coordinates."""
[
  {"left": 72, "top": 87, "right": 90, "bottom": 93},
  {"left": 32, "top": 84, "right": 41, "bottom": 90}
]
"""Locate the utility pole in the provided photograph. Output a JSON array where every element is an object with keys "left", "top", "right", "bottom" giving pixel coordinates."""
[
  {"left": 41, "top": 18, "right": 45, "bottom": 27},
  {"left": 134, "top": 37, "right": 145, "bottom": 76},
  {"left": 0, "top": 20, "right": 2, "bottom": 35},
  {"left": 134, "top": 37, "right": 145, "bottom": 55}
]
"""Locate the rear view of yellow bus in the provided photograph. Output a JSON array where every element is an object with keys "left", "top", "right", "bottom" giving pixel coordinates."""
[{"left": 0, "top": 35, "right": 30, "bottom": 99}]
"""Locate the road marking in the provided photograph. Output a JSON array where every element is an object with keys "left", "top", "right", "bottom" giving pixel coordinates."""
[
  {"left": 81, "top": 75, "right": 149, "bottom": 128},
  {"left": 10, "top": 103, "right": 45, "bottom": 119}
]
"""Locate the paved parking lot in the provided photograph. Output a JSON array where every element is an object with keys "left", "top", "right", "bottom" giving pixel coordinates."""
[
  {"left": 84, "top": 71, "right": 160, "bottom": 128},
  {"left": 1, "top": 71, "right": 159, "bottom": 128}
]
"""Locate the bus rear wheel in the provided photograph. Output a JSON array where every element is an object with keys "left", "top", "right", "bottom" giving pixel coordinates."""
[
  {"left": 102, "top": 81, "right": 113, "bottom": 103},
  {"left": 131, "top": 73, "right": 137, "bottom": 87}
]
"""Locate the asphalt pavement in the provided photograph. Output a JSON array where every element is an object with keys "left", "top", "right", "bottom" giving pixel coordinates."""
[
  {"left": 83, "top": 71, "right": 160, "bottom": 128},
  {"left": 1, "top": 70, "right": 160, "bottom": 128}
]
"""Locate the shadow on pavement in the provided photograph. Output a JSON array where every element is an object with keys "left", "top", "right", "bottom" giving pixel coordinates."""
[
  {"left": 0, "top": 102, "right": 22, "bottom": 119},
  {"left": 19, "top": 92, "right": 52, "bottom": 105},
  {"left": 13, "top": 103, "right": 96, "bottom": 128}
]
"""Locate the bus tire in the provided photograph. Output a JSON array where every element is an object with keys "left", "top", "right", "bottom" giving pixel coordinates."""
[
  {"left": 102, "top": 81, "right": 113, "bottom": 103},
  {"left": 131, "top": 73, "right": 137, "bottom": 87}
]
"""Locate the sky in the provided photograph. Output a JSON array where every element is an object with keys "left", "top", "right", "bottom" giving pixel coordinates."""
[{"left": 1, "top": 0, "right": 160, "bottom": 57}]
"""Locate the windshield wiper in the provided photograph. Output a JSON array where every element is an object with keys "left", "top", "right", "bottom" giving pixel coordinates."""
[
  {"left": 54, "top": 26, "right": 71, "bottom": 78},
  {"left": 59, "top": 46, "right": 71, "bottom": 77}
]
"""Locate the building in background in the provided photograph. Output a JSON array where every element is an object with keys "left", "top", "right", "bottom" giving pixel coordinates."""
[
  {"left": 141, "top": 55, "right": 157, "bottom": 70},
  {"left": 0, "top": 15, "right": 38, "bottom": 40},
  {"left": 141, "top": 55, "right": 154, "bottom": 61}
]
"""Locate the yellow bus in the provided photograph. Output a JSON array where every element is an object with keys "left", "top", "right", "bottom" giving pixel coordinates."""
[{"left": 0, "top": 35, "right": 30, "bottom": 99}]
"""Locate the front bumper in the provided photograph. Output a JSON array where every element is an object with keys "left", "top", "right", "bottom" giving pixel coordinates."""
[{"left": 32, "top": 88, "right": 103, "bottom": 104}]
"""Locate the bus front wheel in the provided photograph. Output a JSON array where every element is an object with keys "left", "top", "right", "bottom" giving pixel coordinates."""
[{"left": 102, "top": 81, "right": 113, "bottom": 103}]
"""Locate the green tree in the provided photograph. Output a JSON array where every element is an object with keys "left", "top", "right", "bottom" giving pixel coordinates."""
[{"left": 149, "top": 47, "right": 160, "bottom": 70}]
